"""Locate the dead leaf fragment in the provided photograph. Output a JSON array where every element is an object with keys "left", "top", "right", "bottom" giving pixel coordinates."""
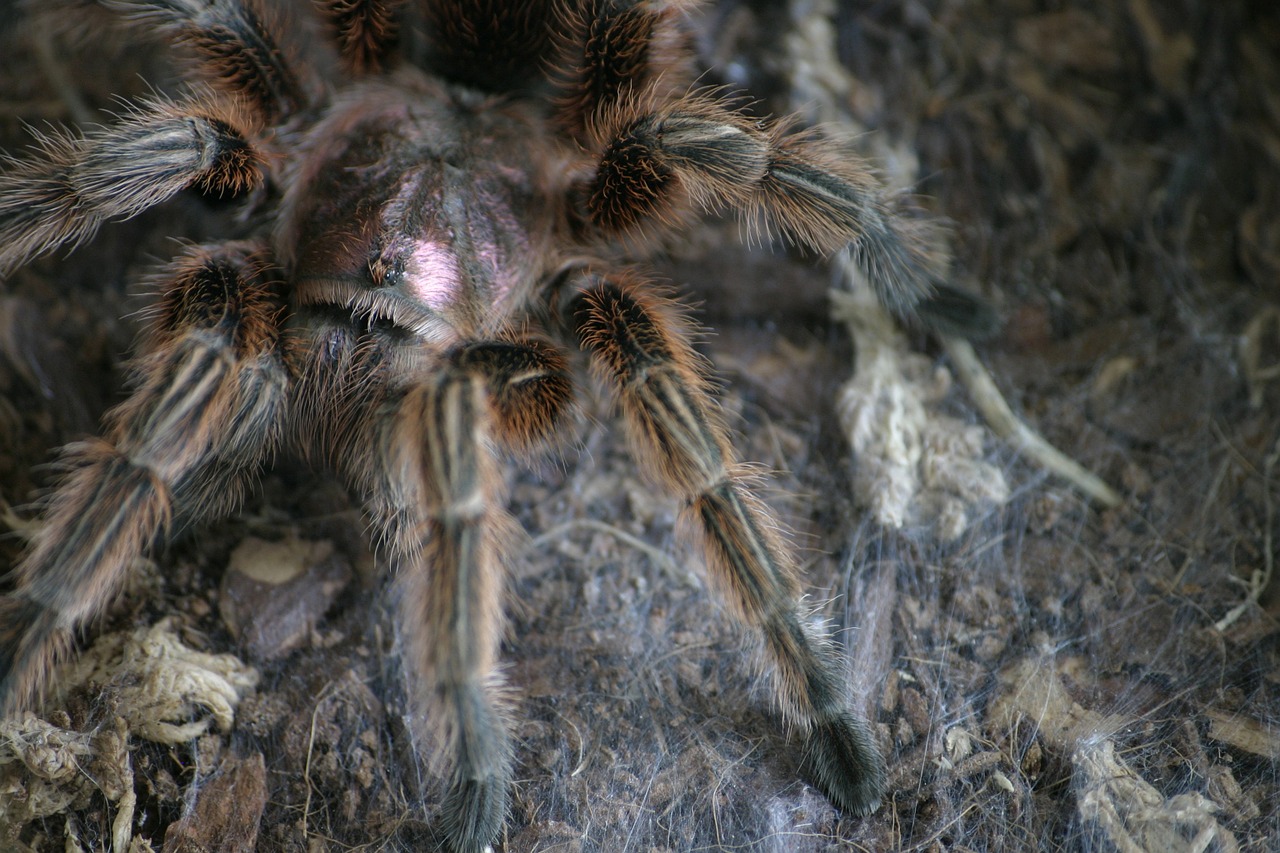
[{"left": 162, "top": 752, "right": 267, "bottom": 853}]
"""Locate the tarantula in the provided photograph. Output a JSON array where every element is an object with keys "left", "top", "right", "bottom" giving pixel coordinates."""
[{"left": 0, "top": 1, "right": 948, "bottom": 849}]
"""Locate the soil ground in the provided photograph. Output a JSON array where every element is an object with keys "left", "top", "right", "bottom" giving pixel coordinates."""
[{"left": 1, "top": 1, "right": 1278, "bottom": 851}]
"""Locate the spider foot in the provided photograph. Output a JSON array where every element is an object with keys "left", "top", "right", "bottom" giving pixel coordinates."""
[
  {"left": 441, "top": 772, "right": 508, "bottom": 853},
  {"left": 801, "top": 710, "right": 887, "bottom": 817}
]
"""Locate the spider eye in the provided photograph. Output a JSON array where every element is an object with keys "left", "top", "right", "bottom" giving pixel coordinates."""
[{"left": 366, "top": 234, "right": 412, "bottom": 289}]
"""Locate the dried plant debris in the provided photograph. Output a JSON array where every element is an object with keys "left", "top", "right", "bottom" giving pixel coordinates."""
[
  {"left": 0, "top": 715, "right": 131, "bottom": 843},
  {"left": 52, "top": 619, "right": 259, "bottom": 745},
  {"left": 991, "top": 656, "right": 1242, "bottom": 853},
  {"left": 2, "top": 0, "right": 1280, "bottom": 851},
  {"left": 794, "top": 0, "right": 1115, "bottom": 530},
  {"left": 1, "top": 620, "right": 258, "bottom": 850},
  {"left": 832, "top": 280, "right": 1010, "bottom": 539}
]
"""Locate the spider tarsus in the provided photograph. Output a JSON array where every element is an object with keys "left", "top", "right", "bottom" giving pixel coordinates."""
[
  {"left": 802, "top": 710, "right": 887, "bottom": 817},
  {"left": 426, "top": 679, "right": 512, "bottom": 852},
  {"left": 915, "top": 283, "right": 1001, "bottom": 339},
  {"left": 441, "top": 773, "right": 509, "bottom": 853}
]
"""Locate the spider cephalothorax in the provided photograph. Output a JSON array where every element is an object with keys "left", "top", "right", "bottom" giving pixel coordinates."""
[{"left": 0, "top": 1, "right": 952, "bottom": 849}]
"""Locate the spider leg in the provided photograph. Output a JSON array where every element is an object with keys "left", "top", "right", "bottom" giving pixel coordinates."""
[
  {"left": 0, "top": 0, "right": 319, "bottom": 275},
  {"left": 390, "top": 343, "right": 568, "bottom": 851},
  {"left": 100, "top": 0, "right": 314, "bottom": 120},
  {"left": 554, "top": 0, "right": 697, "bottom": 139},
  {"left": 303, "top": 327, "right": 570, "bottom": 852},
  {"left": 0, "top": 99, "right": 262, "bottom": 275},
  {"left": 315, "top": 0, "right": 408, "bottom": 74},
  {"left": 572, "top": 273, "right": 887, "bottom": 815},
  {"left": 391, "top": 370, "right": 514, "bottom": 851},
  {"left": 583, "top": 94, "right": 940, "bottom": 316},
  {"left": 0, "top": 242, "right": 288, "bottom": 713},
  {"left": 419, "top": 0, "right": 561, "bottom": 92}
]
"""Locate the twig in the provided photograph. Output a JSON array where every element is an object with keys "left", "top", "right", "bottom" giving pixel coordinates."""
[
  {"left": 1214, "top": 433, "right": 1278, "bottom": 631},
  {"left": 943, "top": 335, "right": 1123, "bottom": 508}
]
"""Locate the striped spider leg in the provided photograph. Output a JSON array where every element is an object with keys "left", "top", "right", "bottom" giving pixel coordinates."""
[
  {"left": 571, "top": 273, "right": 886, "bottom": 816},
  {"left": 0, "top": 0, "right": 986, "bottom": 849}
]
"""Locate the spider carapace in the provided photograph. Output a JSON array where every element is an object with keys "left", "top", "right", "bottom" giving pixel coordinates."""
[{"left": 0, "top": 1, "right": 952, "bottom": 849}]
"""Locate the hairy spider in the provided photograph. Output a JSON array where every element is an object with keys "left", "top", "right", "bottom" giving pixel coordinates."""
[{"left": 0, "top": 1, "right": 948, "bottom": 849}]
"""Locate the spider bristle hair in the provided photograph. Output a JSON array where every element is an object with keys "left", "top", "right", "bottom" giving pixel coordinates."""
[
  {"left": 802, "top": 709, "right": 887, "bottom": 816},
  {"left": 749, "top": 126, "right": 940, "bottom": 315},
  {"left": 643, "top": 94, "right": 770, "bottom": 210},
  {"left": 148, "top": 243, "right": 283, "bottom": 359},
  {"left": 316, "top": 0, "right": 407, "bottom": 74},
  {"left": 0, "top": 99, "right": 261, "bottom": 276},
  {"left": 133, "top": 242, "right": 287, "bottom": 522},
  {"left": 106, "top": 98, "right": 265, "bottom": 201},
  {"left": 450, "top": 339, "right": 574, "bottom": 455},
  {"left": 420, "top": 0, "right": 559, "bottom": 92},
  {"left": 574, "top": 283, "right": 795, "bottom": 608},
  {"left": 105, "top": 0, "right": 308, "bottom": 121},
  {"left": 187, "top": 117, "right": 267, "bottom": 198},
  {"left": 586, "top": 93, "right": 769, "bottom": 237},
  {"left": 570, "top": 272, "right": 721, "bottom": 468},
  {"left": 588, "top": 111, "right": 681, "bottom": 233},
  {"left": 551, "top": 0, "right": 698, "bottom": 137},
  {"left": 576, "top": 0, "right": 660, "bottom": 106},
  {"left": 0, "top": 595, "right": 69, "bottom": 715}
]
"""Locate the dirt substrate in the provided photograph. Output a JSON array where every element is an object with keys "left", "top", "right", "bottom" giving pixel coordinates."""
[{"left": 1, "top": 1, "right": 1277, "bottom": 851}]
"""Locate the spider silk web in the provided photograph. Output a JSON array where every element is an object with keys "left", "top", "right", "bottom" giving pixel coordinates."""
[{"left": 0, "top": 1, "right": 1277, "bottom": 851}]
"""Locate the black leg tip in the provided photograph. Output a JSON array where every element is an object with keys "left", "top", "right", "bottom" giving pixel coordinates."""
[
  {"left": 802, "top": 710, "right": 887, "bottom": 817},
  {"left": 441, "top": 774, "right": 508, "bottom": 853}
]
